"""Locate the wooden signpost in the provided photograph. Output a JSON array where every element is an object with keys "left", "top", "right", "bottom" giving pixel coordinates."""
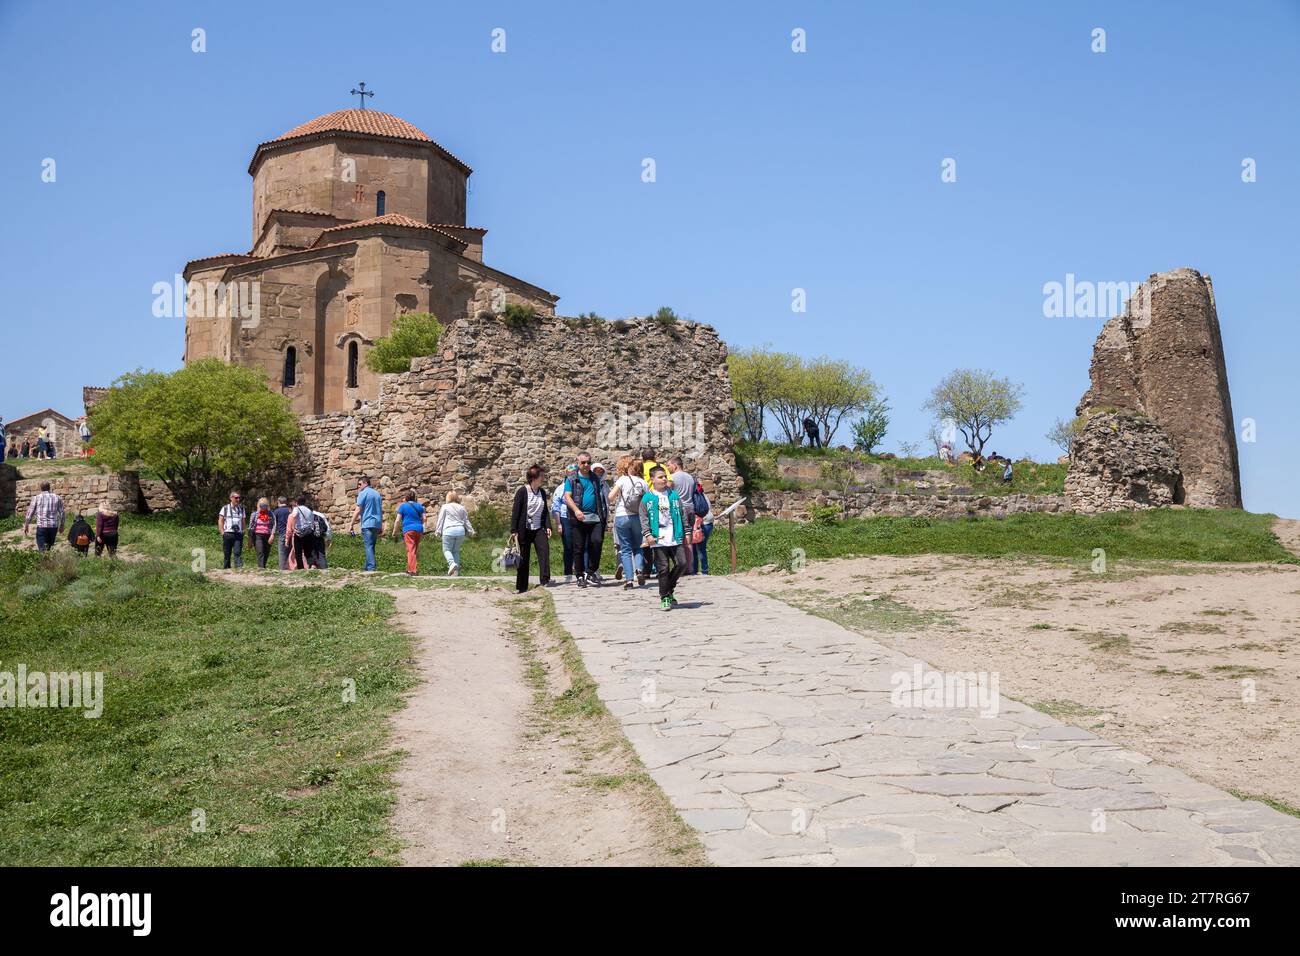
[{"left": 714, "top": 497, "right": 748, "bottom": 574}]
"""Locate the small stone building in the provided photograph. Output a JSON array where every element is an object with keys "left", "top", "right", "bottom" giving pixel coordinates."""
[
  {"left": 183, "top": 108, "right": 558, "bottom": 415},
  {"left": 4, "top": 408, "right": 80, "bottom": 458}
]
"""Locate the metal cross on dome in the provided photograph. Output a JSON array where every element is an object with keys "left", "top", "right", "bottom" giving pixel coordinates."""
[{"left": 350, "top": 82, "right": 374, "bottom": 109}]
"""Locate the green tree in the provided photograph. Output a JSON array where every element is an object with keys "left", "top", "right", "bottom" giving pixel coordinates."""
[
  {"left": 728, "top": 345, "right": 793, "bottom": 443},
  {"left": 90, "top": 360, "right": 301, "bottom": 517},
  {"left": 802, "top": 357, "right": 877, "bottom": 444},
  {"left": 365, "top": 312, "right": 445, "bottom": 373},
  {"left": 922, "top": 368, "right": 1025, "bottom": 457},
  {"left": 1047, "top": 415, "right": 1085, "bottom": 455},
  {"left": 851, "top": 396, "right": 890, "bottom": 453}
]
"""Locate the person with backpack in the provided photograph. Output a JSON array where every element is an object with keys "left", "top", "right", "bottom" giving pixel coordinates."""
[
  {"left": 67, "top": 513, "right": 94, "bottom": 556},
  {"left": 803, "top": 416, "right": 821, "bottom": 448},
  {"left": 311, "top": 507, "right": 333, "bottom": 569},
  {"left": 94, "top": 501, "right": 119, "bottom": 558},
  {"left": 510, "top": 464, "right": 553, "bottom": 593},
  {"left": 689, "top": 480, "right": 713, "bottom": 575},
  {"left": 288, "top": 495, "right": 319, "bottom": 571},
  {"left": 396, "top": 491, "right": 427, "bottom": 576},
  {"left": 609, "top": 456, "right": 648, "bottom": 589},
  {"left": 346, "top": 475, "right": 384, "bottom": 572},
  {"left": 217, "top": 490, "right": 246, "bottom": 569},
  {"left": 639, "top": 465, "right": 696, "bottom": 611},
  {"left": 248, "top": 497, "right": 276, "bottom": 569},
  {"left": 666, "top": 457, "right": 697, "bottom": 574}
]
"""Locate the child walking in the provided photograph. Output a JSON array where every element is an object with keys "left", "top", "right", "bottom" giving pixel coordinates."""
[{"left": 638, "top": 465, "right": 696, "bottom": 610}]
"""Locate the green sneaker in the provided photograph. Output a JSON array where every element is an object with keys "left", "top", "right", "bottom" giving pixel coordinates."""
[
  {"left": 668, "top": 593, "right": 679, "bottom": 606},
  {"left": 661, "top": 596, "right": 673, "bottom": 611}
]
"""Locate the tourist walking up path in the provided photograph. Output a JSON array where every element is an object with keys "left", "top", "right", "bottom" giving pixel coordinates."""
[
  {"left": 348, "top": 476, "right": 384, "bottom": 572},
  {"left": 23, "top": 481, "right": 65, "bottom": 552},
  {"left": 550, "top": 576, "right": 1300, "bottom": 866}
]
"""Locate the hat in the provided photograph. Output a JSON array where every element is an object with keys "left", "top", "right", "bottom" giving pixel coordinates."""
[{"left": 592, "top": 462, "right": 607, "bottom": 472}]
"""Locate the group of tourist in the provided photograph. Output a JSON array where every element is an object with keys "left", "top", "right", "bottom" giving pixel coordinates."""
[
  {"left": 0, "top": 417, "right": 94, "bottom": 461},
  {"left": 21, "top": 482, "right": 119, "bottom": 557},
  {"left": 19, "top": 450, "right": 715, "bottom": 612},
  {"left": 517, "top": 449, "right": 713, "bottom": 610}
]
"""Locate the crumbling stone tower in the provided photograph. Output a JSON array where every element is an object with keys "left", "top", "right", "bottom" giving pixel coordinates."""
[{"left": 1073, "top": 267, "right": 1242, "bottom": 509}]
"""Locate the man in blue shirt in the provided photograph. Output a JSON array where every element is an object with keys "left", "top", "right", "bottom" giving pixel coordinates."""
[
  {"left": 346, "top": 475, "right": 384, "bottom": 571},
  {"left": 563, "top": 452, "right": 607, "bottom": 587}
]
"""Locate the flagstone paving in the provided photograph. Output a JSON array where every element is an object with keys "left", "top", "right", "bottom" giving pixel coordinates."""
[{"left": 551, "top": 576, "right": 1300, "bottom": 866}]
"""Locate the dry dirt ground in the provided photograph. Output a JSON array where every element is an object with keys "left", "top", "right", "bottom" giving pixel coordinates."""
[
  {"left": 386, "top": 586, "right": 704, "bottom": 866},
  {"left": 742, "top": 553, "right": 1300, "bottom": 810}
]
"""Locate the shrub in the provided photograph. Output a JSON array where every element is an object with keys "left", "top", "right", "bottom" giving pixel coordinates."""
[
  {"left": 365, "top": 312, "right": 444, "bottom": 373},
  {"left": 502, "top": 303, "right": 538, "bottom": 328}
]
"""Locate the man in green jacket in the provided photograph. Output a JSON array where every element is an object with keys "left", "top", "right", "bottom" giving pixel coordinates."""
[{"left": 638, "top": 465, "right": 696, "bottom": 610}]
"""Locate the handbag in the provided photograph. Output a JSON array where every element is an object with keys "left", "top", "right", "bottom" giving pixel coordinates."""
[
  {"left": 502, "top": 536, "right": 521, "bottom": 569},
  {"left": 690, "top": 516, "right": 704, "bottom": 545}
]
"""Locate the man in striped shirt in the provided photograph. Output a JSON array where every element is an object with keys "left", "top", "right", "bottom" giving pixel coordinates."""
[{"left": 24, "top": 481, "right": 65, "bottom": 552}]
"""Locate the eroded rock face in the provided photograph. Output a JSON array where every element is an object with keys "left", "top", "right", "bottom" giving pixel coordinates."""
[
  {"left": 1064, "top": 412, "right": 1182, "bottom": 513},
  {"left": 1074, "top": 268, "right": 1242, "bottom": 509}
]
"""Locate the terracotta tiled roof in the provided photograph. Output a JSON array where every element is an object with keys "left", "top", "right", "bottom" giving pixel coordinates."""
[
  {"left": 184, "top": 252, "right": 254, "bottom": 267},
  {"left": 249, "top": 109, "right": 471, "bottom": 174},
  {"left": 268, "top": 207, "right": 334, "bottom": 218},
  {"left": 274, "top": 109, "right": 431, "bottom": 144},
  {"left": 312, "top": 214, "right": 468, "bottom": 250}
]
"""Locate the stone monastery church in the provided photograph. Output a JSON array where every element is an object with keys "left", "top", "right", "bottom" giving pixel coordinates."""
[{"left": 183, "top": 106, "right": 559, "bottom": 415}]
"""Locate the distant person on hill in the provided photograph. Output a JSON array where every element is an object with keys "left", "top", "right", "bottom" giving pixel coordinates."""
[
  {"left": 0, "top": 417, "right": 6, "bottom": 461},
  {"left": 1002, "top": 461, "right": 1014, "bottom": 484},
  {"left": 396, "top": 491, "right": 427, "bottom": 576},
  {"left": 24, "top": 481, "right": 65, "bottom": 552},
  {"left": 609, "top": 456, "right": 648, "bottom": 589},
  {"left": 273, "top": 496, "right": 291, "bottom": 570},
  {"left": 67, "top": 513, "right": 93, "bottom": 556},
  {"left": 510, "top": 465, "right": 553, "bottom": 593},
  {"left": 639, "top": 465, "right": 696, "bottom": 611},
  {"left": 289, "top": 494, "right": 319, "bottom": 571},
  {"left": 19, "top": 438, "right": 30, "bottom": 458},
  {"left": 434, "top": 490, "right": 475, "bottom": 576},
  {"left": 77, "top": 417, "right": 92, "bottom": 457},
  {"left": 551, "top": 463, "right": 577, "bottom": 582},
  {"left": 346, "top": 475, "right": 384, "bottom": 572},
  {"left": 803, "top": 417, "right": 821, "bottom": 448},
  {"left": 94, "top": 501, "right": 119, "bottom": 558},
  {"left": 217, "top": 490, "right": 246, "bottom": 569},
  {"left": 248, "top": 497, "right": 276, "bottom": 569}
]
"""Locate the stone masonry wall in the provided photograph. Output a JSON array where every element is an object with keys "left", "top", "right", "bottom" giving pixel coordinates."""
[
  {"left": 1074, "top": 268, "right": 1242, "bottom": 509},
  {"left": 749, "top": 489, "right": 1070, "bottom": 522},
  {"left": 10, "top": 472, "right": 141, "bottom": 521},
  {"left": 294, "top": 312, "right": 742, "bottom": 524}
]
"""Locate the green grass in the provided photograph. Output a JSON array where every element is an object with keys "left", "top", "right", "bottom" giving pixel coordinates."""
[
  {"left": 0, "top": 548, "right": 416, "bottom": 865},
  {"left": 780, "top": 591, "right": 957, "bottom": 632},
  {"left": 1226, "top": 790, "right": 1300, "bottom": 819},
  {"left": 729, "top": 508, "right": 1296, "bottom": 571}
]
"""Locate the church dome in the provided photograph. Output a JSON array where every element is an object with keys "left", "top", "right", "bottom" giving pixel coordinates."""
[
  {"left": 249, "top": 108, "right": 471, "bottom": 174},
  {"left": 272, "top": 109, "right": 433, "bottom": 144}
]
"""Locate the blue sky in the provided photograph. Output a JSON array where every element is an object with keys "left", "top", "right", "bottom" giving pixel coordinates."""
[{"left": 2, "top": 0, "right": 1297, "bottom": 516}]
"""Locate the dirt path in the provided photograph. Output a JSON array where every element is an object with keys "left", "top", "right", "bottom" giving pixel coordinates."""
[
  {"left": 1273, "top": 518, "right": 1300, "bottom": 557},
  {"left": 385, "top": 587, "right": 702, "bottom": 866},
  {"left": 745, "top": 554, "right": 1300, "bottom": 809}
]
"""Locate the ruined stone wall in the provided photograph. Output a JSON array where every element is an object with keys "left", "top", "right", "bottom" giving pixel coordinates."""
[
  {"left": 1064, "top": 411, "right": 1181, "bottom": 514},
  {"left": 749, "top": 489, "right": 1070, "bottom": 523},
  {"left": 9, "top": 472, "right": 141, "bottom": 521},
  {"left": 1074, "top": 268, "right": 1241, "bottom": 509},
  {"left": 292, "top": 312, "right": 742, "bottom": 524}
]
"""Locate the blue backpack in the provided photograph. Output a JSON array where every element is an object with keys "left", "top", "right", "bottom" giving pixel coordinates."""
[{"left": 691, "top": 482, "right": 710, "bottom": 518}]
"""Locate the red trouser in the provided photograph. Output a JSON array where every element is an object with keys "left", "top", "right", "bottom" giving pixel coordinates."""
[{"left": 404, "top": 530, "right": 422, "bottom": 573}]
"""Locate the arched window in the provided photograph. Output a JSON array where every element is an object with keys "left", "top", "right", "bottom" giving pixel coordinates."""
[
  {"left": 347, "top": 342, "right": 359, "bottom": 388},
  {"left": 375, "top": 190, "right": 386, "bottom": 216},
  {"left": 283, "top": 346, "right": 296, "bottom": 387}
]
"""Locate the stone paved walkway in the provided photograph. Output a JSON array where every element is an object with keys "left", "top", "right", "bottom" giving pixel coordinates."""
[{"left": 551, "top": 576, "right": 1300, "bottom": 866}]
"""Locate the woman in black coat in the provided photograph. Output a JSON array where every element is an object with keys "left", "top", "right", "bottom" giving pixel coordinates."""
[{"left": 510, "top": 464, "right": 553, "bottom": 593}]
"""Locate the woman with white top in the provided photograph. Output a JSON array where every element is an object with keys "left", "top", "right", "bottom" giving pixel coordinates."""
[
  {"left": 510, "top": 464, "right": 553, "bottom": 593},
  {"left": 434, "top": 490, "right": 476, "bottom": 576},
  {"left": 609, "top": 456, "right": 648, "bottom": 589}
]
